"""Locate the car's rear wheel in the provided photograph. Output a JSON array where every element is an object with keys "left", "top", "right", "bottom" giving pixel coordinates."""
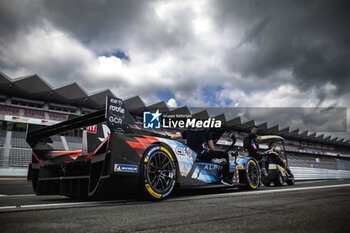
[
  {"left": 273, "top": 172, "right": 284, "bottom": 186},
  {"left": 239, "top": 159, "right": 260, "bottom": 190},
  {"left": 141, "top": 145, "right": 177, "bottom": 200}
]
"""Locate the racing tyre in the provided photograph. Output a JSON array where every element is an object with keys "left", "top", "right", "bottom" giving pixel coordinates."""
[
  {"left": 140, "top": 145, "right": 177, "bottom": 200},
  {"left": 273, "top": 172, "right": 284, "bottom": 186},
  {"left": 239, "top": 159, "right": 260, "bottom": 190}
]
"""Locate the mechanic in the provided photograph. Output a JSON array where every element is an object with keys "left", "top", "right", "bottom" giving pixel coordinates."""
[
  {"left": 170, "top": 129, "right": 233, "bottom": 185},
  {"left": 243, "top": 125, "right": 262, "bottom": 161},
  {"left": 268, "top": 142, "right": 291, "bottom": 176}
]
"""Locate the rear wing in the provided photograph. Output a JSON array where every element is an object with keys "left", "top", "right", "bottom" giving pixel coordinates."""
[
  {"left": 26, "top": 96, "right": 134, "bottom": 148},
  {"left": 26, "top": 109, "right": 105, "bottom": 147}
]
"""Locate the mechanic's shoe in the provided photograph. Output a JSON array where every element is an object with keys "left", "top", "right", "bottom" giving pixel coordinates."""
[
  {"left": 261, "top": 168, "right": 268, "bottom": 176},
  {"left": 211, "top": 158, "right": 227, "bottom": 165},
  {"left": 221, "top": 177, "right": 234, "bottom": 186}
]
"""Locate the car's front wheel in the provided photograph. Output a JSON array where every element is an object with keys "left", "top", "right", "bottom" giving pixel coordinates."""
[
  {"left": 239, "top": 159, "right": 260, "bottom": 190},
  {"left": 140, "top": 145, "right": 177, "bottom": 200}
]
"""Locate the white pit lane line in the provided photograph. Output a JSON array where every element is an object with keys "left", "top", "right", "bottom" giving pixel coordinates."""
[
  {"left": 170, "top": 183, "right": 350, "bottom": 202},
  {"left": 0, "top": 194, "right": 35, "bottom": 197},
  {"left": 0, "top": 199, "right": 134, "bottom": 211},
  {"left": 0, "top": 183, "right": 349, "bottom": 212}
]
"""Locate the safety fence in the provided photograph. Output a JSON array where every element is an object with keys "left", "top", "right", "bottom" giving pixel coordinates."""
[{"left": 290, "top": 167, "right": 350, "bottom": 180}]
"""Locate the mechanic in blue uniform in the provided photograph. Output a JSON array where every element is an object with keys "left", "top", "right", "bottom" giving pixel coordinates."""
[
  {"left": 171, "top": 128, "right": 233, "bottom": 185},
  {"left": 244, "top": 125, "right": 269, "bottom": 177},
  {"left": 243, "top": 125, "right": 262, "bottom": 161}
]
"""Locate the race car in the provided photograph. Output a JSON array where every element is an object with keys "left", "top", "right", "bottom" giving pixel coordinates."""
[{"left": 26, "top": 96, "right": 261, "bottom": 200}]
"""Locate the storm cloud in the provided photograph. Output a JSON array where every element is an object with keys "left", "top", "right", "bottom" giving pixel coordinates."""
[
  {"left": 212, "top": 0, "right": 350, "bottom": 97},
  {"left": 0, "top": 0, "right": 349, "bottom": 139}
]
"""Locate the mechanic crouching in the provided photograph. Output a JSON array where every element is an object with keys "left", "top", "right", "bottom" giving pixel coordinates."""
[
  {"left": 170, "top": 128, "right": 234, "bottom": 186},
  {"left": 268, "top": 142, "right": 291, "bottom": 176}
]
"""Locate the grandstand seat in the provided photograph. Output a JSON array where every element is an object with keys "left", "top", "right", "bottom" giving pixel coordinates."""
[
  {"left": 9, "top": 148, "right": 32, "bottom": 167},
  {"left": 65, "top": 136, "right": 82, "bottom": 150},
  {"left": 11, "top": 131, "right": 30, "bottom": 148},
  {"left": 0, "top": 104, "right": 20, "bottom": 115},
  {"left": 48, "top": 112, "right": 68, "bottom": 121},
  {"left": 49, "top": 135, "right": 65, "bottom": 150},
  {"left": 24, "top": 108, "right": 45, "bottom": 119}
]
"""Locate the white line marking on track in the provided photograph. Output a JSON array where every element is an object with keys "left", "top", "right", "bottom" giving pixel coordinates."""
[
  {"left": 0, "top": 200, "right": 129, "bottom": 211},
  {"left": 0, "top": 194, "right": 35, "bottom": 198},
  {"left": 170, "top": 183, "right": 350, "bottom": 202},
  {"left": 0, "top": 183, "right": 349, "bottom": 211}
]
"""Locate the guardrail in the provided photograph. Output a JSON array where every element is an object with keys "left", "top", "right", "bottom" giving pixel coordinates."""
[{"left": 290, "top": 167, "right": 350, "bottom": 180}]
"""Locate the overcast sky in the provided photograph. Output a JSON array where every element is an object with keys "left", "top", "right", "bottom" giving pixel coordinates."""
[{"left": 0, "top": 0, "right": 349, "bottom": 140}]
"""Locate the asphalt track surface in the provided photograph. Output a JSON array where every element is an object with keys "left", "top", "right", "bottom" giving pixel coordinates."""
[{"left": 0, "top": 179, "right": 349, "bottom": 233}]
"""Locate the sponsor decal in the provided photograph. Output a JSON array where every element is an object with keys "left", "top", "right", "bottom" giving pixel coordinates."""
[
  {"left": 114, "top": 164, "right": 138, "bottom": 173},
  {"left": 175, "top": 146, "right": 192, "bottom": 158},
  {"left": 105, "top": 96, "right": 134, "bottom": 132},
  {"left": 145, "top": 184, "right": 161, "bottom": 199},
  {"left": 144, "top": 146, "right": 160, "bottom": 162},
  {"left": 161, "top": 146, "right": 173, "bottom": 161},
  {"left": 110, "top": 97, "right": 123, "bottom": 106},
  {"left": 236, "top": 165, "right": 244, "bottom": 170},
  {"left": 109, "top": 105, "right": 125, "bottom": 114},
  {"left": 204, "top": 164, "right": 222, "bottom": 171},
  {"left": 162, "top": 180, "right": 176, "bottom": 198},
  {"left": 87, "top": 125, "right": 97, "bottom": 134},
  {"left": 186, "top": 147, "right": 192, "bottom": 158},
  {"left": 109, "top": 116, "right": 123, "bottom": 125}
]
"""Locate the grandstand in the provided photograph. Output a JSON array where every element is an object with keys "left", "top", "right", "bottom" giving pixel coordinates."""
[{"left": 1, "top": 70, "right": 350, "bottom": 179}]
